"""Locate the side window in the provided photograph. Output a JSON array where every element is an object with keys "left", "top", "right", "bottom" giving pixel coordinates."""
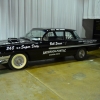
[
  {"left": 31, "top": 30, "right": 45, "bottom": 37},
  {"left": 55, "top": 31, "right": 64, "bottom": 40},
  {"left": 26, "top": 30, "right": 45, "bottom": 41},
  {"left": 48, "top": 32, "right": 55, "bottom": 37},
  {"left": 43, "top": 32, "right": 55, "bottom": 41},
  {"left": 65, "top": 31, "right": 74, "bottom": 40}
]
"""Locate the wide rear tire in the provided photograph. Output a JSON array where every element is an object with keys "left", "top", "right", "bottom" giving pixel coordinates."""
[{"left": 8, "top": 53, "right": 28, "bottom": 70}]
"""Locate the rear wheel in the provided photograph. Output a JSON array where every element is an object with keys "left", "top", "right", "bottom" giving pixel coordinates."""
[
  {"left": 8, "top": 53, "right": 28, "bottom": 70},
  {"left": 74, "top": 48, "right": 87, "bottom": 61}
]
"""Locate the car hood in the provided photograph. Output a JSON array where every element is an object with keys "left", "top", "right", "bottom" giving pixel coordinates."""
[
  {"left": 0, "top": 38, "right": 30, "bottom": 46},
  {"left": 0, "top": 40, "right": 10, "bottom": 45}
]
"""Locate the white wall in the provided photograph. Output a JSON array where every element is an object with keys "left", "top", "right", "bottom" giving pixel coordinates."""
[
  {"left": 84, "top": 0, "right": 100, "bottom": 19},
  {"left": 0, "top": 0, "right": 84, "bottom": 40},
  {"left": 76, "top": 0, "right": 84, "bottom": 38}
]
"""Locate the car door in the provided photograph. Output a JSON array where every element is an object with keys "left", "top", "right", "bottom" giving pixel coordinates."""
[
  {"left": 41, "top": 30, "right": 66, "bottom": 58},
  {"left": 64, "top": 31, "right": 79, "bottom": 55}
]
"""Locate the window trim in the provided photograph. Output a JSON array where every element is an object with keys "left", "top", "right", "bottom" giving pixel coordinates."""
[
  {"left": 42, "top": 31, "right": 56, "bottom": 41},
  {"left": 42, "top": 30, "right": 65, "bottom": 41}
]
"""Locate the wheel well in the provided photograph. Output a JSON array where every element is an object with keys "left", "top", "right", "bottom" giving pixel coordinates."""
[
  {"left": 85, "top": 47, "right": 89, "bottom": 52},
  {"left": 78, "top": 47, "right": 87, "bottom": 51},
  {"left": 74, "top": 47, "right": 87, "bottom": 55},
  {"left": 24, "top": 52, "right": 31, "bottom": 61},
  {"left": 10, "top": 52, "right": 31, "bottom": 61}
]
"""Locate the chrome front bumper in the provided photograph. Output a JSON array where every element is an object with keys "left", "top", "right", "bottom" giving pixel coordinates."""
[{"left": 0, "top": 56, "right": 10, "bottom": 64}]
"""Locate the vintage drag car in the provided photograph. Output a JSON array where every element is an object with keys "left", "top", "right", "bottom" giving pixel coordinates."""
[{"left": 0, "top": 28, "right": 100, "bottom": 70}]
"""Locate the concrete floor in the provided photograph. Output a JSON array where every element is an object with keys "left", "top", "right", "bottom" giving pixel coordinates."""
[{"left": 0, "top": 50, "right": 100, "bottom": 100}]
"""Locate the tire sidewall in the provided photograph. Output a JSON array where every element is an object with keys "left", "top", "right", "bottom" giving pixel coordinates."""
[
  {"left": 8, "top": 53, "right": 28, "bottom": 70},
  {"left": 74, "top": 48, "right": 87, "bottom": 61}
]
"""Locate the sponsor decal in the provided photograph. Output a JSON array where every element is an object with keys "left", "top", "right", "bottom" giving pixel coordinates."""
[
  {"left": 50, "top": 42, "right": 62, "bottom": 46},
  {"left": 16, "top": 44, "right": 39, "bottom": 50},
  {"left": 6, "top": 44, "right": 39, "bottom": 51},
  {"left": 49, "top": 53, "right": 60, "bottom": 56},
  {"left": 31, "top": 44, "right": 39, "bottom": 48},
  {"left": 51, "top": 29, "right": 65, "bottom": 31},
  {"left": 43, "top": 49, "right": 66, "bottom": 55},
  {"left": 20, "top": 45, "right": 31, "bottom": 49},
  {"left": 6, "top": 46, "right": 15, "bottom": 50},
  {"left": 56, "top": 29, "right": 65, "bottom": 30},
  {"left": 49, "top": 43, "right": 100, "bottom": 50}
]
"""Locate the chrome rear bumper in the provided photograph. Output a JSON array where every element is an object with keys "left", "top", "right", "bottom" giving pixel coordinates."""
[{"left": 0, "top": 56, "right": 10, "bottom": 64}]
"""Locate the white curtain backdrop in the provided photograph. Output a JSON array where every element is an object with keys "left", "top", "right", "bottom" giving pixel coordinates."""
[
  {"left": 84, "top": 0, "right": 100, "bottom": 19},
  {"left": 0, "top": 0, "right": 84, "bottom": 40}
]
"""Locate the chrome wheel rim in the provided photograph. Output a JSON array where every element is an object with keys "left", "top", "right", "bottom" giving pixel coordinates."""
[
  {"left": 14, "top": 56, "right": 24, "bottom": 67},
  {"left": 11, "top": 54, "right": 27, "bottom": 69},
  {"left": 79, "top": 50, "right": 85, "bottom": 58}
]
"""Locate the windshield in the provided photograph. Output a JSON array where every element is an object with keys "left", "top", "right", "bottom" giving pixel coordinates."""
[
  {"left": 73, "top": 31, "right": 80, "bottom": 39},
  {"left": 25, "top": 30, "right": 46, "bottom": 38}
]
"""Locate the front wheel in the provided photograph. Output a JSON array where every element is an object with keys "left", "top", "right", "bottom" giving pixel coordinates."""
[
  {"left": 74, "top": 48, "right": 87, "bottom": 61},
  {"left": 8, "top": 53, "right": 28, "bottom": 70}
]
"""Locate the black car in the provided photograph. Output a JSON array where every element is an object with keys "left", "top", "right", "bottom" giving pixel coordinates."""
[{"left": 0, "top": 28, "right": 100, "bottom": 70}]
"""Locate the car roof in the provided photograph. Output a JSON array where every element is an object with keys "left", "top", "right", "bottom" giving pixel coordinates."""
[{"left": 31, "top": 28, "right": 75, "bottom": 31}]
